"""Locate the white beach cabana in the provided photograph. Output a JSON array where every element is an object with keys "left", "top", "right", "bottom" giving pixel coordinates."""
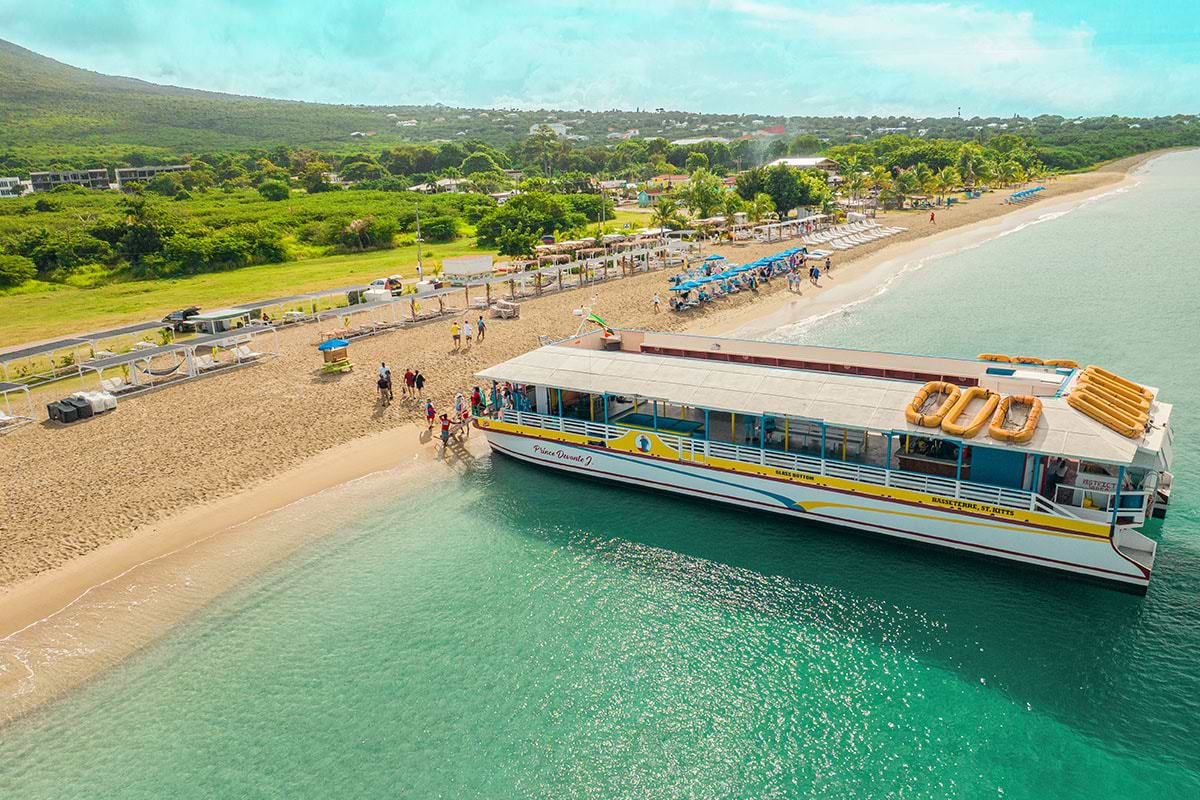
[{"left": 0, "top": 381, "right": 34, "bottom": 432}]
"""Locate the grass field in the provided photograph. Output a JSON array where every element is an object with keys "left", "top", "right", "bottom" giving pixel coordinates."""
[{"left": 0, "top": 209, "right": 651, "bottom": 346}]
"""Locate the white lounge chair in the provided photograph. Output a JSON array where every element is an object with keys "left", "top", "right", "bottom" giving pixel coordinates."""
[
  {"left": 100, "top": 376, "right": 132, "bottom": 394},
  {"left": 234, "top": 344, "right": 262, "bottom": 361}
]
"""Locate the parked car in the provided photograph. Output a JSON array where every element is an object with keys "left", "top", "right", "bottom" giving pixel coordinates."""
[{"left": 162, "top": 306, "right": 201, "bottom": 332}]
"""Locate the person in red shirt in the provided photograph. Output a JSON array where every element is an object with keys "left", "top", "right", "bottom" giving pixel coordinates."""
[
  {"left": 425, "top": 400, "right": 436, "bottom": 429},
  {"left": 439, "top": 413, "right": 451, "bottom": 454},
  {"left": 404, "top": 368, "right": 415, "bottom": 398}
]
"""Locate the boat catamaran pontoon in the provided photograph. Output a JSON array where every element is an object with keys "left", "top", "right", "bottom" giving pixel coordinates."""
[{"left": 474, "top": 330, "right": 1175, "bottom": 591}]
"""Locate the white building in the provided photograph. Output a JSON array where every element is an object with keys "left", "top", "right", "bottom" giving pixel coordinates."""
[
  {"left": 529, "top": 122, "right": 569, "bottom": 136},
  {"left": 0, "top": 176, "right": 24, "bottom": 198},
  {"left": 765, "top": 157, "right": 838, "bottom": 174}
]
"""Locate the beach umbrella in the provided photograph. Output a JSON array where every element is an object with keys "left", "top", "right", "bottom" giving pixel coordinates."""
[
  {"left": 318, "top": 338, "right": 350, "bottom": 351},
  {"left": 704, "top": 254, "right": 724, "bottom": 261}
]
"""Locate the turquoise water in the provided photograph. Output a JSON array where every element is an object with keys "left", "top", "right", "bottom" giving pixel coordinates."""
[{"left": 2, "top": 152, "right": 1199, "bottom": 798}]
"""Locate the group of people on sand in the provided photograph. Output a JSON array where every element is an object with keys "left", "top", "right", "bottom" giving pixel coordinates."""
[
  {"left": 376, "top": 363, "right": 426, "bottom": 406},
  {"left": 424, "top": 384, "right": 495, "bottom": 455},
  {"left": 788, "top": 256, "right": 834, "bottom": 292},
  {"left": 450, "top": 316, "right": 487, "bottom": 350}
]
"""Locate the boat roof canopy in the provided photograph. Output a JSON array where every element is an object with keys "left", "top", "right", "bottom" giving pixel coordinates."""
[{"left": 477, "top": 340, "right": 1171, "bottom": 467}]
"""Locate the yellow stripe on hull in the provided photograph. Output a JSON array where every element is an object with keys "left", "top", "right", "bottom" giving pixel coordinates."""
[{"left": 475, "top": 418, "right": 1110, "bottom": 540}]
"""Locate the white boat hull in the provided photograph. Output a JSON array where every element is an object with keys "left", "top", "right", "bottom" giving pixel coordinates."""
[{"left": 482, "top": 427, "right": 1150, "bottom": 591}]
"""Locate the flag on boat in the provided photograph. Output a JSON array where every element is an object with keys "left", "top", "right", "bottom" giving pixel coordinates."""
[{"left": 586, "top": 312, "right": 616, "bottom": 337}]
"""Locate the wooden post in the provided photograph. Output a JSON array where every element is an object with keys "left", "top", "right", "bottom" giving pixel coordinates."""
[
  {"left": 731, "top": 412, "right": 736, "bottom": 441},
  {"left": 589, "top": 394, "right": 594, "bottom": 421}
]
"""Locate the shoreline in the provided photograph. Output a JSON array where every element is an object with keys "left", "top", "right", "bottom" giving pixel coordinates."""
[
  {"left": 0, "top": 149, "right": 1172, "bottom": 722},
  {"left": 696, "top": 150, "right": 1158, "bottom": 339}
]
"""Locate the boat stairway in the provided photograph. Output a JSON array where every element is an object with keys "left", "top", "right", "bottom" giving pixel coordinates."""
[{"left": 1115, "top": 527, "right": 1157, "bottom": 570}]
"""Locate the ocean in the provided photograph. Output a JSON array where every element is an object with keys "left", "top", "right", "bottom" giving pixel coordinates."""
[{"left": 2, "top": 152, "right": 1198, "bottom": 798}]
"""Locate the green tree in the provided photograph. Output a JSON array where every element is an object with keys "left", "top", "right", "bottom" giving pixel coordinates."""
[
  {"left": 460, "top": 152, "right": 501, "bottom": 175},
  {"left": 749, "top": 192, "right": 775, "bottom": 223},
  {"left": 146, "top": 172, "right": 183, "bottom": 197},
  {"left": 787, "top": 134, "right": 822, "bottom": 155},
  {"left": 681, "top": 168, "right": 725, "bottom": 218},
  {"left": 934, "top": 166, "right": 961, "bottom": 202},
  {"left": 300, "top": 161, "right": 334, "bottom": 193},
  {"left": 650, "top": 197, "right": 684, "bottom": 232},
  {"left": 257, "top": 179, "right": 290, "bottom": 201},
  {"left": 684, "top": 151, "right": 709, "bottom": 172},
  {"left": 912, "top": 163, "right": 936, "bottom": 196},
  {"left": 475, "top": 192, "right": 585, "bottom": 246},
  {"left": 0, "top": 254, "right": 37, "bottom": 287},
  {"left": 420, "top": 215, "right": 460, "bottom": 243},
  {"left": 735, "top": 167, "right": 767, "bottom": 201},
  {"left": 495, "top": 228, "right": 539, "bottom": 258},
  {"left": 722, "top": 192, "right": 746, "bottom": 219}
]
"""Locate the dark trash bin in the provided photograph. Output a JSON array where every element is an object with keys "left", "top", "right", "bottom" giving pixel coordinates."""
[
  {"left": 49, "top": 401, "right": 78, "bottom": 423},
  {"left": 64, "top": 396, "right": 94, "bottom": 419}
]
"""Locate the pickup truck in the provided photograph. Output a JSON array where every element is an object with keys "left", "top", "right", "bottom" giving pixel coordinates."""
[{"left": 161, "top": 306, "right": 201, "bottom": 332}]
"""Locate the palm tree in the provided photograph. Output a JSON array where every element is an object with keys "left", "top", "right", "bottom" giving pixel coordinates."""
[
  {"left": 912, "top": 162, "right": 936, "bottom": 198},
  {"left": 889, "top": 170, "right": 920, "bottom": 209},
  {"left": 843, "top": 171, "right": 866, "bottom": 202},
  {"left": 934, "top": 166, "right": 961, "bottom": 203},
  {"left": 749, "top": 192, "right": 775, "bottom": 223},
  {"left": 957, "top": 145, "right": 984, "bottom": 189},
  {"left": 867, "top": 165, "right": 890, "bottom": 193},
  {"left": 651, "top": 197, "right": 683, "bottom": 232}
]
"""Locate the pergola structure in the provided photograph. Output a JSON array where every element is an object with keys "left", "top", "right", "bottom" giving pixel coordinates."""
[
  {"left": 0, "top": 381, "right": 34, "bottom": 432},
  {"left": 77, "top": 328, "right": 279, "bottom": 395},
  {"left": 316, "top": 300, "right": 405, "bottom": 339},
  {"left": 0, "top": 320, "right": 170, "bottom": 383}
]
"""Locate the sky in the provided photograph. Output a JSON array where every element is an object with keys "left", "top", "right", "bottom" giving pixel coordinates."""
[{"left": 1, "top": 0, "right": 1196, "bottom": 117}]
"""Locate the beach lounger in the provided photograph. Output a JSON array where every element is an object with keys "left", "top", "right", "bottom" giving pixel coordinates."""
[
  {"left": 99, "top": 377, "right": 133, "bottom": 394},
  {"left": 234, "top": 344, "right": 262, "bottom": 360}
]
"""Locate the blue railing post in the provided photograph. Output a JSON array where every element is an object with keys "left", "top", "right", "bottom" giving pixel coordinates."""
[
  {"left": 602, "top": 393, "right": 609, "bottom": 425},
  {"left": 556, "top": 388, "right": 563, "bottom": 417},
  {"left": 704, "top": 409, "right": 710, "bottom": 440},
  {"left": 955, "top": 444, "right": 964, "bottom": 482},
  {"left": 1111, "top": 466, "right": 1125, "bottom": 531},
  {"left": 652, "top": 400, "right": 658, "bottom": 432},
  {"left": 760, "top": 413, "right": 767, "bottom": 451}
]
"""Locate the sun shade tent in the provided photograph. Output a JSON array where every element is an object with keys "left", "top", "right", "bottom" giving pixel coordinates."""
[
  {"left": 0, "top": 320, "right": 171, "bottom": 382},
  {"left": 0, "top": 381, "right": 34, "bottom": 432},
  {"left": 76, "top": 328, "right": 278, "bottom": 394}
]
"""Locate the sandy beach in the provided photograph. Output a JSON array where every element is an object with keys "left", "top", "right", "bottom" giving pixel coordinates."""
[{"left": 0, "top": 152, "right": 1160, "bottom": 649}]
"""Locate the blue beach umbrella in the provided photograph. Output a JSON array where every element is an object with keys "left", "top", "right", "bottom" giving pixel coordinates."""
[
  {"left": 704, "top": 254, "right": 724, "bottom": 261},
  {"left": 318, "top": 338, "right": 350, "bottom": 351}
]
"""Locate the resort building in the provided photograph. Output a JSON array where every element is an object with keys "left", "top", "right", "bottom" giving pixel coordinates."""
[
  {"left": 0, "top": 176, "right": 24, "bottom": 198},
  {"left": 29, "top": 169, "right": 111, "bottom": 192},
  {"left": 765, "top": 157, "right": 839, "bottom": 174},
  {"left": 114, "top": 164, "right": 191, "bottom": 188}
]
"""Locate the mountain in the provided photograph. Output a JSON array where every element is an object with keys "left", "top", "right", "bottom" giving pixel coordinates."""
[{"left": 2, "top": 38, "right": 1196, "bottom": 176}]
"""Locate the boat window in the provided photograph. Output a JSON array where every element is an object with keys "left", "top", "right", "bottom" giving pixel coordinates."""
[{"left": 985, "top": 367, "right": 1016, "bottom": 376}]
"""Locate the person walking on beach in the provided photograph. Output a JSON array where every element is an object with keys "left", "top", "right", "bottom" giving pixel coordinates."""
[
  {"left": 463, "top": 319, "right": 473, "bottom": 347},
  {"left": 414, "top": 370, "right": 426, "bottom": 398},
  {"left": 825, "top": 256, "right": 832, "bottom": 274},
  {"left": 438, "top": 413, "right": 451, "bottom": 455},
  {"left": 378, "top": 362, "right": 394, "bottom": 401},
  {"left": 403, "top": 367, "right": 415, "bottom": 398},
  {"left": 477, "top": 315, "right": 486, "bottom": 342},
  {"left": 450, "top": 321, "right": 460, "bottom": 350},
  {"left": 652, "top": 292, "right": 661, "bottom": 313},
  {"left": 930, "top": 210, "right": 936, "bottom": 224},
  {"left": 425, "top": 399, "right": 436, "bottom": 429},
  {"left": 377, "top": 373, "right": 391, "bottom": 406}
]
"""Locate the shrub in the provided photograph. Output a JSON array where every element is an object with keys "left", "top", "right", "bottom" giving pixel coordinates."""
[
  {"left": 257, "top": 180, "right": 291, "bottom": 201},
  {"left": 0, "top": 254, "right": 37, "bottom": 287}
]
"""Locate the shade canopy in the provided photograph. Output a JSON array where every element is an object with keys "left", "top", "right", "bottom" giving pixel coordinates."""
[{"left": 318, "top": 339, "right": 350, "bottom": 351}]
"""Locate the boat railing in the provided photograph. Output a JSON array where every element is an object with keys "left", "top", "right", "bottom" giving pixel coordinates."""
[
  {"left": 497, "top": 409, "right": 1087, "bottom": 522},
  {"left": 1053, "top": 483, "right": 1150, "bottom": 524}
]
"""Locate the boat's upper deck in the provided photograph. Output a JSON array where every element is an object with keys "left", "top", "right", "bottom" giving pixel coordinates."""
[{"left": 477, "top": 329, "right": 1172, "bottom": 469}]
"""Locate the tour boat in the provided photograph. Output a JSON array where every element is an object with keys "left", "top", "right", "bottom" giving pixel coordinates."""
[{"left": 474, "top": 330, "right": 1175, "bottom": 592}]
